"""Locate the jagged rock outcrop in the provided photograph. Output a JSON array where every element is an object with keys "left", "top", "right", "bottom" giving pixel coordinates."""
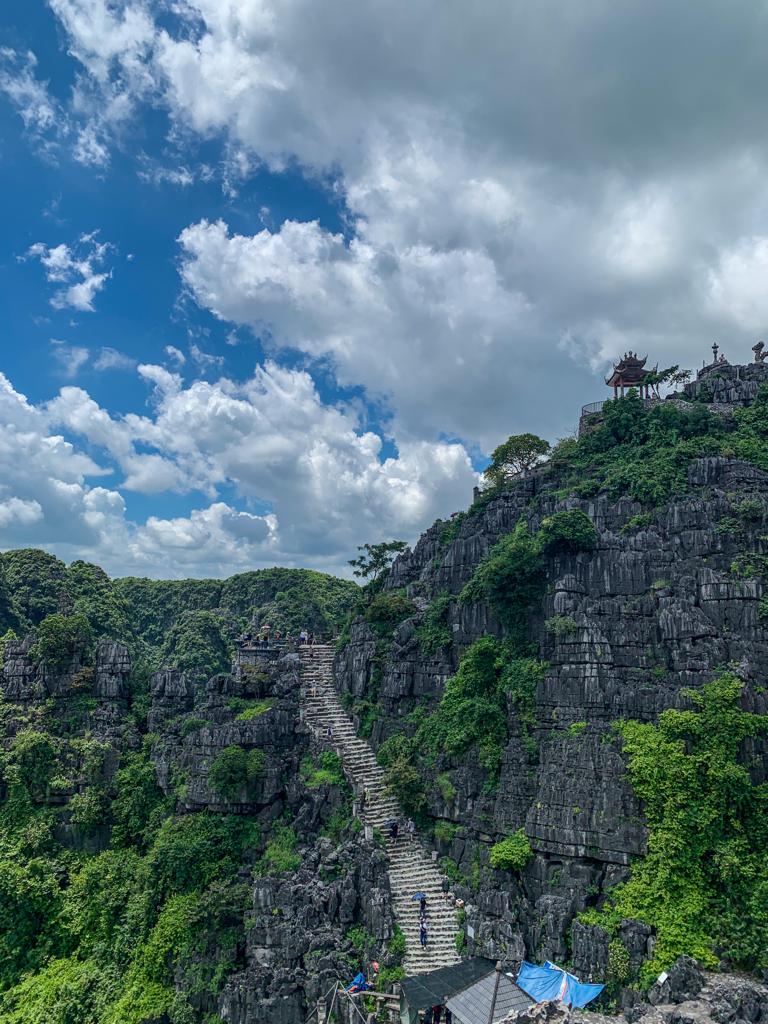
[
  {"left": 220, "top": 836, "right": 393, "bottom": 1024},
  {"left": 93, "top": 639, "right": 131, "bottom": 698},
  {"left": 335, "top": 410, "right": 768, "bottom": 975}
]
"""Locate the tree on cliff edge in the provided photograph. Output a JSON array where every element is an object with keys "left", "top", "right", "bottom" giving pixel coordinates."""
[
  {"left": 483, "top": 433, "right": 551, "bottom": 487},
  {"left": 348, "top": 540, "right": 407, "bottom": 596}
]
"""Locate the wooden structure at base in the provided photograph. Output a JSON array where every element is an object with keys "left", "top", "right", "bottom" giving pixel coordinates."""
[{"left": 605, "top": 352, "right": 655, "bottom": 398}]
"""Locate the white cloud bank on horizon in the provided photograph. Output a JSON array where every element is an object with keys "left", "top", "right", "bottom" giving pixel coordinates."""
[{"left": 0, "top": 365, "right": 477, "bottom": 579}]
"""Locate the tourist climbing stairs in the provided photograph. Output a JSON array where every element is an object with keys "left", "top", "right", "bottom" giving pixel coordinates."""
[{"left": 300, "top": 644, "right": 460, "bottom": 976}]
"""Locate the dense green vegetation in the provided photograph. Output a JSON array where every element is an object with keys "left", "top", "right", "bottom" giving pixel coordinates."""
[
  {"left": 0, "top": 551, "right": 358, "bottom": 679},
  {"left": 549, "top": 388, "right": 768, "bottom": 504},
  {"left": 581, "top": 674, "right": 768, "bottom": 982},
  {"left": 0, "top": 725, "right": 259, "bottom": 1023},
  {"left": 415, "top": 593, "right": 453, "bottom": 655}
]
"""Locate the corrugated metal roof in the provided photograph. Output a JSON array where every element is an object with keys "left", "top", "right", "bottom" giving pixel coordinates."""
[
  {"left": 447, "top": 972, "right": 534, "bottom": 1024},
  {"left": 401, "top": 958, "right": 496, "bottom": 1010}
]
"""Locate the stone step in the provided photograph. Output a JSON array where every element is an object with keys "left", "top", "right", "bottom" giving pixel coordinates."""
[{"left": 300, "top": 651, "right": 460, "bottom": 975}]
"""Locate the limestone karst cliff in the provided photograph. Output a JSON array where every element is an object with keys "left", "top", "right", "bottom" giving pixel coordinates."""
[{"left": 0, "top": 360, "right": 766, "bottom": 1023}]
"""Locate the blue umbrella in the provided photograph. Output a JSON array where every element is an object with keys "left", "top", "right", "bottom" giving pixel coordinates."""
[{"left": 411, "top": 892, "right": 426, "bottom": 901}]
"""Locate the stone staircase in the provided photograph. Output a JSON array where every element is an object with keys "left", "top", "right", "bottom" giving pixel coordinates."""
[{"left": 300, "top": 644, "right": 461, "bottom": 976}]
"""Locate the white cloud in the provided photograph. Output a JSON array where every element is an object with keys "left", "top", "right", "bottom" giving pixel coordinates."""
[
  {"left": 165, "top": 345, "right": 186, "bottom": 366},
  {"left": 73, "top": 124, "right": 110, "bottom": 166},
  {"left": 0, "top": 498, "right": 44, "bottom": 529},
  {"left": 50, "top": 340, "right": 90, "bottom": 378},
  {"left": 93, "top": 347, "right": 137, "bottom": 371},
  {"left": 0, "top": 48, "right": 63, "bottom": 145},
  {"left": 26, "top": 232, "right": 114, "bottom": 312},
  {"left": 189, "top": 343, "right": 224, "bottom": 370},
  {"left": 19, "top": 360, "right": 478, "bottom": 575}
]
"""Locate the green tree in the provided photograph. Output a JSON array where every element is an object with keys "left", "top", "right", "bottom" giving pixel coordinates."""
[
  {"left": 483, "top": 433, "right": 551, "bottom": 487},
  {"left": 30, "top": 613, "right": 94, "bottom": 668},
  {"left": 208, "top": 746, "right": 265, "bottom": 799},
  {"left": 66, "top": 561, "right": 132, "bottom": 642},
  {"left": 0, "top": 549, "right": 68, "bottom": 627},
  {"left": 348, "top": 541, "right": 408, "bottom": 593},
  {"left": 644, "top": 364, "right": 692, "bottom": 397},
  {"left": 158, "top": 610, "right": 232, "bottom": 681},
  {"left": 538, "top": 509, "right": 597, "bottom": 555},
  {"left": 6, "top": 729, "right": 57, "bottom": 799}
]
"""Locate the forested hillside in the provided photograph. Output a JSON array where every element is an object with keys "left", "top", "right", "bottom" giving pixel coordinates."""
[{"left": 0, "top": 550, "right": 359, "bottom": 680}]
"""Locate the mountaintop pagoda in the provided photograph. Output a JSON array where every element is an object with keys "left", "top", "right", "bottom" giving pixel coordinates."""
[{"left": 605, "top": 352, "right": 656, "bottom": 397}]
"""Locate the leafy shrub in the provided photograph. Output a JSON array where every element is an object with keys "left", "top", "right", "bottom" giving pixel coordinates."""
[
  {"left": 436, "top": 773, "right": 456, "bottom": 802},
  {"left": 364, "top": 592, "right": 416, "bottom": 638},
  {"left": 111, "top": 751, "right": 168, "bottom": 851},
  {"left": 376, "top": 733, "right": 414, "bottom": 768},
  {"left": 460, "top": 521, "right": 545, "bottom": 636},
  {"left": 417, "top": 636, "right": 508, "bottom": 775},
  {"left": 733, "top": 497, "right": 764, "bottom": 521},
  {"left": 68, "top": 788, "right": 109, "bottom": 833},
  {"left": 489, "top": 829, "right": 533, "bottom": 872},
  {"left": 257, "top": 825, "right": 301, "bottom": 875},
  {"left": 6, "top": 729, "right": 57, "bottom": 798},
  {"left": 180, "top": 717, "right": 207, "bottom": 738},
  {"left": 346, "top": 925, "right": 375, "bottom": 954},
  {"left": 587, "top": 673, "right": 768, "bottom": 981},
  {"left": 145, "top": 814, "right": 260, "bottom": 899},
  {"left": 30, "top": 613, "right": 93, "bottom": 668},
  {"left": 301, "top": 751, "right": 346, "bottom": 789},
  {"left": 383, "top": 756, "right": 427, "bottom": 817},
  {"left": 621, "top": 512, "right": 653, "bottom": 535},
  {"left": 434, "top": 821, "right": 458, "bottom": 844},
  {"left": 567, "top": 721, "right": 587, "bottom": 737},
  {"left": 232, "top": 699, "right": 274, "bottom": 721},
  {"left": 208, "top": 746, "right": 265, "bottom": 799},
  {"left": 538, "top": 510, "right": 597, "bottom": 555},
  {"left": 415, "top": 593, "right": 453, "bottom": 655},
  {"left": 544, "top": 615, "right": 578, "bottom": 638}
]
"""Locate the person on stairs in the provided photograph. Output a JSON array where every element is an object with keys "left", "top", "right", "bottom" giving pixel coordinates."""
[
  {"left": 419, "top": 919, "right": 428, "bottom": 947},
  {"left": 406, "top": 817, "right": 416, "bottom": 842},
  {"left": 326, "top": 724, "right": 334, "bottom": 741},
  {"left": 419, "top": 895, "right": 427, "bottom": 919},
  {"left": 444, "top": 1003, "right": 453, "bottom": 1024},
  {"left": 390, "top": 819, "right": 399, "bottom": 842},
  {"left": 431, "top": 1006, "right": 442, "bottom": 1023}
]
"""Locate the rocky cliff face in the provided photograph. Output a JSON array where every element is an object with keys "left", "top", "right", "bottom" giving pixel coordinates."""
[
  {"left": 0, "top": 638, "right": 395, "bottom": 1023},
  {"left": 335, "top": 388, "right": 768, "bottom": 978}
]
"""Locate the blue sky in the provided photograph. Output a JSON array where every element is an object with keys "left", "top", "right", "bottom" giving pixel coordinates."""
[{"left": 1, "top": 0, "right": 767, "bottom": 578}]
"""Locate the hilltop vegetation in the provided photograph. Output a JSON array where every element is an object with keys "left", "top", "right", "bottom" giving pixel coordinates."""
[{"left": 0, "top": 550, "right": 359, "bottom": 678}]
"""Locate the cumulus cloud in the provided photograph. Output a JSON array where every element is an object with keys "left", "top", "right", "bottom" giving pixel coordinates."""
[
  {"left": 11, "top": 0, "right": 768, "bottom": 574},
  {"left": 0, "top": 363, "right": 478, "bottom": 575},
  {"left": 25, "top": 231, "right": 113, "bottom": 312},
  {"left": 16, "top": 3, "right": 768, "bottom": 446}
]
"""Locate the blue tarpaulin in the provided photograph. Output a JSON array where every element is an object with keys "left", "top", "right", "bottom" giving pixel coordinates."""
[{"left": 516, "top": 961, "right": 604, "bottom": 1008}]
